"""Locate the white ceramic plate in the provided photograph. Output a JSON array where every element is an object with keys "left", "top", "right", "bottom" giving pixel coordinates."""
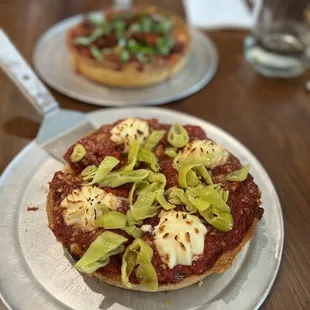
[
  {"left": 33, "top": 15, "right": 218, "bottom": 106},
  {"left": 0, "top": 108, "right": 283, "bottom": 310}
]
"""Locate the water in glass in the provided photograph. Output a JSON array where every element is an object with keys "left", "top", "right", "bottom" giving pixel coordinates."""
[{"left": 245, "top": 0, "right": 310, "bottom": 77}]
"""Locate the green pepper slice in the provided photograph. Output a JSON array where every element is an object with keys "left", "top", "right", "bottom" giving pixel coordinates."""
[
  {"left": 90, "top": 156, "right": 120, "bottom": 185},
  {"left": 165, "top": 147, "right": 177, "bottom": 158},
  {"left": 121, "top": 238, "right": 158, "bottom": 291},
  {"left": 95, "top": 211, "right": 127, "bottom": 229},
  {"left": 168, "top": 123, "right": 189, "bottom": 148},
  {"left": 226, "top": 164, "right": 250, "bottom": 182},
  {"left": 70, "top": 144, "right": 86, "bottom": 163},
  {"left": 144, "top": 130, "right": 166, "bottom": 151},
  {"left": 75, "top": 231, "right": 127, "bottom": 273}
]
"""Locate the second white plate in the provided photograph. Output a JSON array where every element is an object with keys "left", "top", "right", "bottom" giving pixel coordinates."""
[{"left": 33, "top": 15, "right": 218, "bottom": 106}]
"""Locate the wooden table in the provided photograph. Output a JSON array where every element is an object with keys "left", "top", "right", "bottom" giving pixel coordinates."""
[{"left": 0, "top": 1, "right": 309, "bottom": 309}]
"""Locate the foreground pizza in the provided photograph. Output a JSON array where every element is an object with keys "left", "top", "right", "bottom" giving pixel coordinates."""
[
  {"left": 66, "top": 6, "right": 191, "bottom": 87},
  {"left": 47, "top": 118, "right": 263, "bottom": 292}
]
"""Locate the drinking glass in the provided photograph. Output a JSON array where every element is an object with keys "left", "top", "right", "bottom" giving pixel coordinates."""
[
  {"left": 244, "top": 0, "right": 310, "bottom": 78},
  {"left": 114, "top": 0, "right": 132, "bottom": 10}
]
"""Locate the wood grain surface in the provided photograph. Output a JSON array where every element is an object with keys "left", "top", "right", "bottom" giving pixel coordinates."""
[{"left": 0, "top": 1, "right": 309, "bottom": 309}]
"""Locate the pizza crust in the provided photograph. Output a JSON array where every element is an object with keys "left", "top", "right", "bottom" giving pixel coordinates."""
[
  {"left": 91, "top": 219, "right": 258, "bottom": 292},
  {"left": 46, "top": 189, "right": 259, "bottom": 292},
  {"left": 66, "top": 10, "right": 191, "bottom": 88}
]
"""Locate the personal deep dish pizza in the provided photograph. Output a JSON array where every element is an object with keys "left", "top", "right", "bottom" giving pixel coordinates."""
[
  {"left": 66, "top": 6, "right": 191, "bottom": 87},
  {"left": 47, "top": 118, "right": 263, "bottom": 292}
]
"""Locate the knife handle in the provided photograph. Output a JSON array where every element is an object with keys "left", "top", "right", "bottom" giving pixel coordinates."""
[{"left": 0, "top": 29, "right": 59, "bottom": 117}]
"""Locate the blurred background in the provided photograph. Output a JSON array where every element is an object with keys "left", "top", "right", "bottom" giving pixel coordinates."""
[{"left": 0, "top": 0, "right": 310, "bottom": 309}]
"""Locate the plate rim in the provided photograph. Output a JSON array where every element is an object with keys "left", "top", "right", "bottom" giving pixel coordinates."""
[
  {"left": 0, "top": 142, "right": 36, "bottom": 310},
  {"left": 32, "top": 13, "right": 218, "bottom": 107},
  {"left": 0, "top": 107, "right": 284, "bottom": 310}
]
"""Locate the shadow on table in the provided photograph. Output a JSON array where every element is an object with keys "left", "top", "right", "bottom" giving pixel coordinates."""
[{"left": 3, "top": 116, "right": 40, "bottom": 140}]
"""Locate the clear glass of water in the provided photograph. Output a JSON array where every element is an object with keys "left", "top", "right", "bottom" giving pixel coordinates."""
[{"left": 244, "top": 0, "right": 310, "bottom": 78}]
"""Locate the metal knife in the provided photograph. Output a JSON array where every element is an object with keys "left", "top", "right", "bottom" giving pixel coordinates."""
[{"left": 0, "top": 29, "right": 95, "bottom": 162}]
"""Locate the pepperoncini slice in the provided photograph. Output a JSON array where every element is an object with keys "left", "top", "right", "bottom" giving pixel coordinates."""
[
  {"left": 178, "top": 164, "right": 198, "bottom": 188},
  {"left": 130, "top": 192, "right": 159, "bottom": 222},
  {"left": 122, "top": 140, "right": 140, "bottom": 172},
  {"left": 121, "top": 238, "right": 158, "bottom": 291},
  {"left": 194, "top": 165, "right": 213, "bottom": 185},
  {"left": 97, "top": 169, "right": 150, "bottom": 187},
  {"left": 178, "top": 164, "right": 213, "bottom": 188},
  {"left": 165, "top": 185, "right": 233, "bottom": 231},
  {"left": 95, "top": 211, "right": 127, "bottom": 229},
  {"left": 226, "top": 164, "right": 250, "bottom": 182},
  {"left": 137, "top": 148, "right": 159, "bottom": 172},
  {"left": 165, "top": 187, "right": 196, "bottom": 213},
  {"left": 186, "top": 185, "right": 230, "bottom": 213},
  {"left": 167, "top": 123, "right": 189, "bottom": 148},
  {"left": 165, "top": 147, "right": 178, "bottom": 158},
  {"left": 156, "top": 189, "right": 176, "bottom": 210},
  {"left": 90, "top": 156, "right": 120, "bottom": 185},
  {"left": 128, "top": 182, "right": 137, "bottom": 206},
  {"left": 75, "top": 231, "right": 127, "bottom": 273},
  {"left": 70, "top": 144, "right": 86, "bottom": 163},
  {"left": 81, "top": 165, "right": 98, "bottom": 181},
  {"left": 126, "top": 210, "right": 143, "bottom": 227},
  {"left": 147, "top": 171, "right": 166, "bottom": 189},
  {"left": 199, "top": 206, "right": 234, "bottom": 232},
  {"left": 122, "top": 225, "right": 142, "bottom": 238},
  {"left": 144, "top": 130, "right": 166, "bottom": 151}
]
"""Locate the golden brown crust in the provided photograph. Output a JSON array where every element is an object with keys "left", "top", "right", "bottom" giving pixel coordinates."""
[
  {"left": 46, "top": 190, "right": 55, "bottom": 230},
  {"left": 66, "top": 7, "right": 191, "bottom": 88},
  {"left": 46, "top": 189, "right": 259, "bottom": 292},
  {"left": 63, "top": 162, "right": 74, "bottom": 174}
]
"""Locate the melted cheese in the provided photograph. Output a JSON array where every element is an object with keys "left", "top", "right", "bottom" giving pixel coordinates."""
[
  {"left": 140, "top": 224, "right": 153, "bottom": 233},
  {"left": 61, "top": 186, "right": 121, "bottom": 230},
  {"left": 110, "top": 118, "right": 149, "bottom": 152},
  {"left": 154, "top": 210, "right": 207, "bottom": 269},
  {"left": 174, "top": 140, "right": 229, "bottom": 169}
]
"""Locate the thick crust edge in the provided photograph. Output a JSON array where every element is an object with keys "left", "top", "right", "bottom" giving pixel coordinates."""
[{"left": 47, "top": 189, "right": 259, "bottom": 292}]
